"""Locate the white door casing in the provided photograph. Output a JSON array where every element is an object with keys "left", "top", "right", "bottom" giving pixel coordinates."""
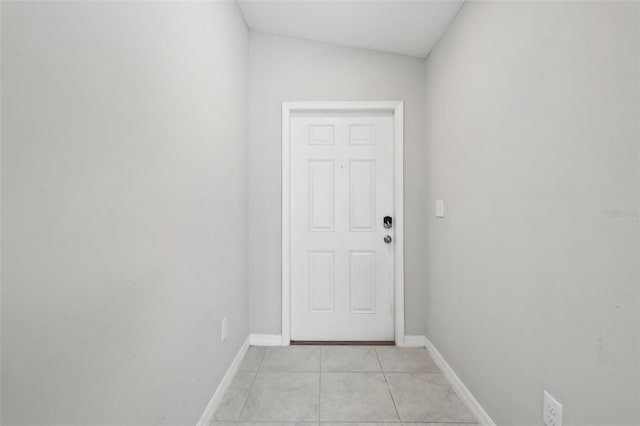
[{"left": 282, "top": 102, "right": 404, "bottom": 344}]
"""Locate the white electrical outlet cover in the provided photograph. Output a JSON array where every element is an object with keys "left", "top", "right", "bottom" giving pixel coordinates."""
[
  {"left": 221, "top": 317, "right": 228, "bottom": 342},
  {"left": 543, "top": 391, "right": 563, "bottom": 426}
]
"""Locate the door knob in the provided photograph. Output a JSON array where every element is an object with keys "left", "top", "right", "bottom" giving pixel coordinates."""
[{"left": 384, "top": 235, "right": 392, "bottom": 244}]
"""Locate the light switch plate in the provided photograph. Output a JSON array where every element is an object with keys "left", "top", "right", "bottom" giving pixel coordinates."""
[{"left": 436, "top": 200, "right": 445, "bottom": 218}]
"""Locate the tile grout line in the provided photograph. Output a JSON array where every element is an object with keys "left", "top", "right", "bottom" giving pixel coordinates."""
[
  {"left": 221, "top": 346, "right": 476, "bottom": 425},
  {"left": 235, "top": 347, "right": 266, "bottom": 421},
  {"left": 256, "top": 346, "right": 267, "bottom": 371},
  {"left": 372, "top": 346, "right": 384, "bottom": 371},
  {"left": 318, "top": 347, "right": 322, "bottom": 422},
  {"left": 374, "top": 347, "right": 402, "bottom": 422},
  {"left": 208, "top": 422, "right": 476, "bottom": 424},
  {"left": 212, "top": 420, "right": 479, "bottom": 426}
]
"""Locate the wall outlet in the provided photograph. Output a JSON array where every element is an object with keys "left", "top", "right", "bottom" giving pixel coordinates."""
[
  {"left": 221, "top": 317, "right": 228, "bottom": 342},
  {"left": 435, "top": 200, "right": 445, "bottom": 218},
  {"left": 543, "top": 391, "right": 563, "bottom": 426}
]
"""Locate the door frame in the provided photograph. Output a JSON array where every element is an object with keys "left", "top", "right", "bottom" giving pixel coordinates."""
[{"left": 281, "top": 101, "right": 405, "bottom": 346}]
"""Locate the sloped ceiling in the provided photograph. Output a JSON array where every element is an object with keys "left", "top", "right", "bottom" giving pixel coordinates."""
[{"left": 237, "top": 0, "right": 465, "bottom": 58}]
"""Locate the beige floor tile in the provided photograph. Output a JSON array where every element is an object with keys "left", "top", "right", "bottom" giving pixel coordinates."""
[
  {"left": 321, "top": 346, "right": 382, "bottom": 372},
  {"left": 375, "top": 348, "right": 440, "bottom": 373},
  {"left": 386, "top": 373, "right": 475, "bottom": 422},
  {"left": 320, "top": 372, "right": 399, "bottom": 422},
  {"left": 241, "top": 372, "right": 320, "bottom": 421},
  {"left": 261, "top": 347, "right": 321, "bottom": 372},
  {"left": 214, "top": 372, "right": 256, "bottom": 421},
  {"left": 240, "top": 347, "right": 266, "bottom": 372}
]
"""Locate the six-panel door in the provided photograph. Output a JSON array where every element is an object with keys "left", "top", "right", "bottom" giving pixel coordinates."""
[{"left": 290, "top": 112, "right": 394, "bottom": 341}]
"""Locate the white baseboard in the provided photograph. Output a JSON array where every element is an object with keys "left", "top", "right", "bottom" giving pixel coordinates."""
[
  {"left": 402, "top": 335, "right": 427, "bottom": 347},
  {"left": 424, "top": 336, "right": 496, "bottom": 426},
  {"left": 196, "top": 336, "right": 250, "bottom": 426},
  {"left": 249, "top": 333, "right": 283, "bottom": 346}
]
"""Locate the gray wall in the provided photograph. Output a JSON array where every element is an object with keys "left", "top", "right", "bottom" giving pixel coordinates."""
[
  {"left": 1, "top": 2, "right": 249, "bottom": 424},
  {"left": 248, "top": 33, "right": 427, "bottom": 336},
  {"left": 422, "top": 1, "right": 639, "bottom": 424}
]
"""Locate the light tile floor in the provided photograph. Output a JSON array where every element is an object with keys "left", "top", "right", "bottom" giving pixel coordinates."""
[{"left": 212, "top": 345, "right": 478, "bottom": 425}]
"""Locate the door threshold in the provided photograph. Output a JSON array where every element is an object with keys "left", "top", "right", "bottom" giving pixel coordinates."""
[{"left": 290, "top": 341, "right": 395, "bottom": 346}]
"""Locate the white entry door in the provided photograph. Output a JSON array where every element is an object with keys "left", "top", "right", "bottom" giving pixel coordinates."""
[{"left": 290, "top": 112, "right": 395, "bottom": 341}]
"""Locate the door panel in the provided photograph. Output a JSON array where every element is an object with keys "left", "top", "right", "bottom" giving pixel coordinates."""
[
  {"left": 349, "top": 250, "right": 376, "bottom": 314},
  {"left": 349, "top": 160, "right": 376, "bottom": 231},
  {"left": 290, "top": 113, "right": 394, "bottom": 341},
  {"left": 308, "top": 160, "right": 335, "bottom": 231},
  {"left": 308, "top": 251, "right": 335, "bottom": 313}
]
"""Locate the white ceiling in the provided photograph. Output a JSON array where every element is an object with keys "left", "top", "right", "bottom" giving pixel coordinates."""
[{"left": 237, "top": 0, "right": 465, "bottom": 58}]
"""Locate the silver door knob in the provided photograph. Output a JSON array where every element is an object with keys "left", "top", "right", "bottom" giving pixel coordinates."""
[{"left": 384, "top": 235, "right": 392, "bottom": 244}]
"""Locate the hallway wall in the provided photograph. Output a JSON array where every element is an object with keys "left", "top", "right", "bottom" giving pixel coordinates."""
[
  {"left": 422, "top": 1, "right": 640, "bottom": 424},
  {"left": 1, "top": 2, "right": 249, "bottom": 424},
  {"left": 247, "top": 34, "right": 427, "bottom": 337}
]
